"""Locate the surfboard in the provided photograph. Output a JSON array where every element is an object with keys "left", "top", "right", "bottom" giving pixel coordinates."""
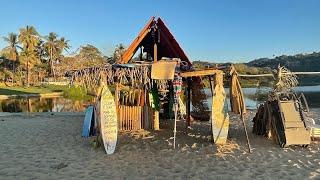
[
  {"left": 82, "top": 105, "right": 94, "bottom": 138},
  {"left": 100, "top": 85, "right": 118, "bottom": 154},
  {"left": 211, "top": 84, "right": 230, "bottom": 144}
]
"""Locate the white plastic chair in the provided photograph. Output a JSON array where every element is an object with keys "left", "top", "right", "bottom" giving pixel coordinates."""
[{"left": 305, "top": 117, "right": 320, "bottom": 140}]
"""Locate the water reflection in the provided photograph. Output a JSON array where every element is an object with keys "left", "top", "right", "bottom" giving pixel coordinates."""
[
  {"left": 0, "top": 97, "right": 93, "bottom": 113},
  {"left": 206, "top": 85, "right": 320, "bottom": 110},
  {"left": 0, "top": 86, "right": 319, "bottom": 113}
]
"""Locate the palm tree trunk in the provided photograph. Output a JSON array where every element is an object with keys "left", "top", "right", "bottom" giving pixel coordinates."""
[
  {"left": 50, "top": 47, "right": 55, "bottom": 78},
  {"left": 12, "top": 63, "right": 15, "bottom": 86},
  {"left": 26, "top": 60, "right": 30, "bottom": 87}
]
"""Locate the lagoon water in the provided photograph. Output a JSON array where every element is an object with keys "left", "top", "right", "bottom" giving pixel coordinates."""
[
  {"left": 203, "top": 85, "right": 320, "bottom": 111},
  {"left": 0, "top": 97, "right": 93, "bottom": 113},
  {"left": 0, "top": 85, "right": 319, "bottom": 113}
]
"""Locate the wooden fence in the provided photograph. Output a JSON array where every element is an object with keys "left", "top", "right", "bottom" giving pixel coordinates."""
[{"left": 118, "top": 105, "right": 154, "bottom": 130}]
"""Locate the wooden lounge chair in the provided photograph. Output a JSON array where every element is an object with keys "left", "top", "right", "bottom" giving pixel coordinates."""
[{"left": 278, "top": 100, "right": 310, "bottom": 146}]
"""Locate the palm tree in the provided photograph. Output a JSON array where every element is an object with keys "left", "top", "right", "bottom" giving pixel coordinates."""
[
  {"left": 3, "top": 33, "right": 21, "bottom": 69},
  {"left": 18, "top": 25, "right": 40, "bottom": 87},
  {"left": 58, "top": 37, "right": 70, "bottom": 52},
  {"left": 56, "top": 37, "right": 70, "bottom": 64},
  {"left": 44, "top": 33, "right": 70, "bottom": 77},
  {"left": 3, "top": 33, "right": 21, "bottom": 85},
  {"left": 113, "top": 43, "right": 126, "bottom": 63},
  {"left": 18, "top": 26, "right": 39, "bottom": 52},
  {"left": 44, "top": 32, "right": 59, "bottom": 77}
]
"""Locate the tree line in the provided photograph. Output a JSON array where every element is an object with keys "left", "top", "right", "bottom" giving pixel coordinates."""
[{"left": 0, "top": 26, "right": 126, "bottom": 87}]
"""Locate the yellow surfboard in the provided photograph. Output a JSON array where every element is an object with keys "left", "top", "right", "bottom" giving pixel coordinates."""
[{"left": 211, "top": 84, "right": 230, "bottom": 144}]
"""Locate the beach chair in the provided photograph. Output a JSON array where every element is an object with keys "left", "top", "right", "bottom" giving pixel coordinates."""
[
  {"left": 305, "top": 117, "right": 320, "bottom": 140},
  {"left": 273, "top": 92, "right": 310, "bottom": 147}
]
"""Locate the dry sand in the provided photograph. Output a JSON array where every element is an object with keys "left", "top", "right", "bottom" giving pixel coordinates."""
[{"left": 1, "top": 110, "right": 320, "bottom": 179}]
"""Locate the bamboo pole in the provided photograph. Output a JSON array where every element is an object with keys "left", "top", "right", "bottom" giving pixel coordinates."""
[
  {"left": 238, "top": 71, "right": 320, "bottom": 77},
  {"left": 241, "top": 110, "right": 252, "bottom": 153},
  {"left": 238, "top": 74, "right": 274, "bottom": 77}
]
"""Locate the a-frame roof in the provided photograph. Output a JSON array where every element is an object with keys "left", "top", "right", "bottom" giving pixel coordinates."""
[{"left": 120, "top": 17, "right": 191, "bottom": 65}]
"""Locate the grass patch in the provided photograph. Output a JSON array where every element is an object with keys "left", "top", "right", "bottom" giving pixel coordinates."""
[{"left": 0, "top": 85, "right": 92, "bottom": 101}]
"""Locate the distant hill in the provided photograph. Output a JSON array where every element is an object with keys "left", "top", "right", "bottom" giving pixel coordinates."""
[
  {"left": 247, "top": 52, "right": 320, "bottom": 85},
  {"left": 192, "top": 52, "right": 320, "bottom": 86},
  {"left": 247, "top": 52, "right": 320, "bottom": 71}
]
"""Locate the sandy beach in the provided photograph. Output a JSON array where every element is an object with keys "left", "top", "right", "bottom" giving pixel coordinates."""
[{"left": 1, "top": 110, "right": 320, "bottom": 179}]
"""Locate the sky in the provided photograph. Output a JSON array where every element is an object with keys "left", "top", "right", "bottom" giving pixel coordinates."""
[{"left": 0, "top": 0, "right": 320, "bottom": 62}]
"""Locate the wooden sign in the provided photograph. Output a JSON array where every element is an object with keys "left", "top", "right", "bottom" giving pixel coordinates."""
[
  {"left": 100, "top": 85, "right": 118, "bottom": 154},
  {"left": 151, "top": 60, "right": 176, "bottom": 80}
]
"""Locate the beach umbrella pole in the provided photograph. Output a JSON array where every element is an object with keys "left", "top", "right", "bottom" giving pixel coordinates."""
[
  {"left": 241, "top": 110, "right": 252, "bottom": 153},
  {"left": 173, "top": 104, "right": 178, "bottom": 149}
]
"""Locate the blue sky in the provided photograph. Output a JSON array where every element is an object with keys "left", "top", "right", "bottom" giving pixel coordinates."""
[{"left": 0, "top": 0, "right": 319, "bottom": 62}]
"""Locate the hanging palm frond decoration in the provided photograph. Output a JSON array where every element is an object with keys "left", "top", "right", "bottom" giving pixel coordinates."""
[{"left": 273, "top": 65, "right": 298, "bottom": 92}]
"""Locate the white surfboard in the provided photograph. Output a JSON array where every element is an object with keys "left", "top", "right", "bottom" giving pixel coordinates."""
[{"left": 100, "top": 85, "right": 118, "bottom": 154}]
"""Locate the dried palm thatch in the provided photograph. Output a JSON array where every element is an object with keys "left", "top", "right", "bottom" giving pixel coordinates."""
[
  {"left": 268, "top": 65, "right": 298, "bottom": 101},
  {"left": 68, "top": 64, "right": 154, "bottom": 91},
  {"left": 68, "top": 63, "right": 177, "bottom": 96}
]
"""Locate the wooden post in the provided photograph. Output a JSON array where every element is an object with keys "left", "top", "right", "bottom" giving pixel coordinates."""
[
  {"left": 27, "top": 98, "right": 32, "bottom": 113},
  {"left": 208, "top": 75, "right": 214, "bottom": 140},
  {"left": 208, "top": 76, "right": 214, "bottom": 97},
  {"left": 154, "top": 111, "right": 160, "bottom": 130},
  {"left": 115, "top": 84, "right": 119, "bottom": 129},
  {"left": 153, "top": 43, "right": 158, "bottom": 62},
  {"left": 186, "top": 78, "right": 191, "bottom": 127}
]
